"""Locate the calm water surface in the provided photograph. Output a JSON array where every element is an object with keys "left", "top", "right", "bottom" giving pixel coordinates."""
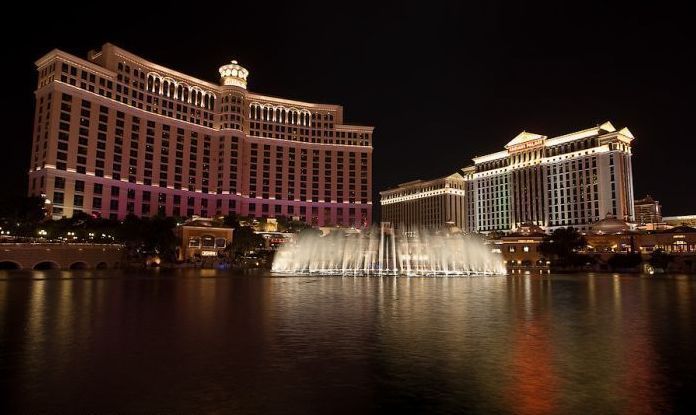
[{"left": 1, "top": 270, "right": 695, "bottom": 414}]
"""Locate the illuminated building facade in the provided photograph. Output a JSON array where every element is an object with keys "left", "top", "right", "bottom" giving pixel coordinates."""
[
  {"left": 380, "top": 173, "right": 467, "bottom": 234},
  {"left": 28, "top": 43, "right": 373, "bottom": 227},
  {"left": 634, "top": 195, "right": 662, "bottom": 226},
  {"left": 175, "top": 217, "right": 233, "bottom": 262},
  {"left": 468, "top": 122, "right": 635, "bottom": 233},
  {"left": 380, "top": 122, "right": 635, "bottom": 234},
  {"left": 663, "top": 215, "right": 696, "bottom": 227},
  {"left": 495, "top": 223, "right": 548, "bottom": 270}
]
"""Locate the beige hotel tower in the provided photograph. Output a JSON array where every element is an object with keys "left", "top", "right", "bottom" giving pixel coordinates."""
[{"left": 381, "top": 122, "right": 636, "bottom": 233}]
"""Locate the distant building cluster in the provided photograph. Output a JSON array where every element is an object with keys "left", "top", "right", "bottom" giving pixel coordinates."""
[
  {"left": 379, "top": 122, "right": 696, "bottom": 273},
  {"left": 493, "top": 217, "right": 696, "bottom": 273},
  {"left": 28, "top": 44, "right": 373, "bottom": 228},
  {"left": 381, "top": 122, "right": 635, "bottom": 233}
]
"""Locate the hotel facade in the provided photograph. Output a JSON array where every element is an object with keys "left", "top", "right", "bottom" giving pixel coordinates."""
[
  {"left": 28, "top": 43, "right": 373, "bottom": 227},
  {"left": 633, "top": 194, "right": 662, "bottom": 226},
  {"left": 381, "top": 122, "right": 635, "bottom": 234},
  {"left": 380, "top": 173, "right": 467, "bottom": 235}
]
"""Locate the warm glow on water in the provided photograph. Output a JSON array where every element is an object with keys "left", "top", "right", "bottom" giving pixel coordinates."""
[{"left": 1, "top": 270, "right": 694, "bottom": 413}]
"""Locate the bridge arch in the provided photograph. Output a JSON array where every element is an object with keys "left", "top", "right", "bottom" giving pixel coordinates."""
[
  {"left": 33, "top": 261, "right": 60, "bottom": 270},
  {"left": 69, "top": 261, "right": 89, "bottom": 270},
  {"left": 0, "top": 260, "right": 22, "bottom": 270},
  {"left": 96, "top": 262, "right": 108, "bottom": 269}
]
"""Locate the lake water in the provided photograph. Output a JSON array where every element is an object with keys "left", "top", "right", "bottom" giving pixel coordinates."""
[{"left": 1, "top": 270, "right": 695, "bottom": 414}]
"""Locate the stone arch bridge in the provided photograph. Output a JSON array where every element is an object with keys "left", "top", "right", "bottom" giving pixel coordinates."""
[{"left": 0, "top": 243, "right": 124, "bottom": 270}]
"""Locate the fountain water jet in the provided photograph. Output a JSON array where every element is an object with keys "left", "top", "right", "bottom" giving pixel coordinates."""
[{"left": 272, "top": 223, "right": 506, "bottom": 276}]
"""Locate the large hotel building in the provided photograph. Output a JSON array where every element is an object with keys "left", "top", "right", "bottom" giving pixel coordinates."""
[
  {"left": 28, "top": 43, "right": 373, "bottom": 227},
  {"left": 381, "top": 122, "right": 635, "bottom": 233},
  {"left": 380, "top": 173, "right": 467, "bottom": 235}
]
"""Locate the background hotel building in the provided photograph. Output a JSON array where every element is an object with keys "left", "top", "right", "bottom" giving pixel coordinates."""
[
  {"left": 381, "top": 122, "right": 636, "bottom": 234},
  {"left": 633, "top": 195, "right": 662, "bottom": 226},
  {"left": 380, "top": 173, "right": 467, "bottom": 234},
  {"left": 28, "top": 43, "right": 373, "bottom": 227}
]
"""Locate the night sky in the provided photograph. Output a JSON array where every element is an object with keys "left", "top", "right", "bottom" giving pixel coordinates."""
[{"left": 2, "top": 2, "right": 694, "bottom": 219}]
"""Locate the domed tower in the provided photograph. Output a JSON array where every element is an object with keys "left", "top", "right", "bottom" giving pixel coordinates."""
[
  {"left": 218, "top": 60, "right": 249, "bottom": 89},
  {"left": 217, "top": 60, "right": 248, "bottom": 130},
  {"left": 217, "top": 61, "right": 248, "bottom": 204}
]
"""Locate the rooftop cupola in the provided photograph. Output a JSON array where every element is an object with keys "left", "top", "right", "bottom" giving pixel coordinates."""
[{"left": 218, "top": 60, "right": 249, "bottom": 88}]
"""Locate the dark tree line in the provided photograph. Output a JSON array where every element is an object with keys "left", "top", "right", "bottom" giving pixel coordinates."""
[
  {"left": 1, "top": 199, "right": 306, "bottom": 264},
  {"left": 539, "top": 227, "right": 589, "bottom": 267}
]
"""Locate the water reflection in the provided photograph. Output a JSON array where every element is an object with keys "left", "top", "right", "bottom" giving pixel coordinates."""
[{"left": 1, "top": 270, "right": 694, "bottom": 413}]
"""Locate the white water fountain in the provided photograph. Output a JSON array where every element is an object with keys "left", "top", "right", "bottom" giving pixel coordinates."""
[{"left": 272, "top": 223, "right": 506, "bottom": 276}]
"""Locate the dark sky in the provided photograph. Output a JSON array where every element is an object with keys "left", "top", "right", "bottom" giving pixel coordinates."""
[{"left": 2, "top": 1, "right": 694, "bottom": 218}]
